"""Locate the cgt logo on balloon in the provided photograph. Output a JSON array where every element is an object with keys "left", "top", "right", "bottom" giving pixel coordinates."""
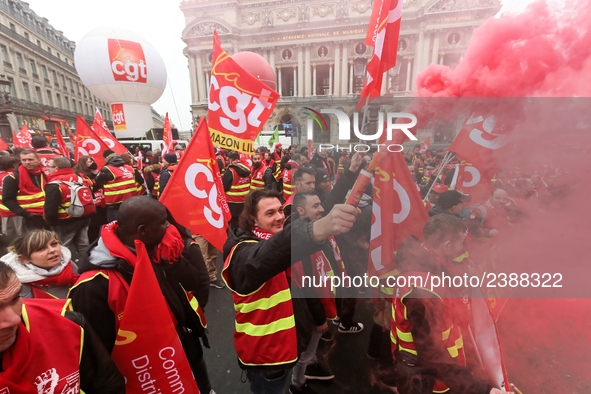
[{"left": 108, "top": 39, "right": 147, "bottom": 83}]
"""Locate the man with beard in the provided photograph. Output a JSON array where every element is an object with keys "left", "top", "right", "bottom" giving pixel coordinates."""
[
  {"left": 69, "top": 196, "right": 214, "bottom": 393},
  {"left": 282, "top": 153, "right": 306, "bottom": 200},
  {"left": 0, "top": 263, "right": 125, "bottom": 393},
  {"left": 250, "top": 152, "right": 267, "bottom": 191},
  {"left": 2, "top": 149, "right": 47, "bottom": 230},
  {"left": 222, "top": 190, "right": 359, "bottom": 394}
]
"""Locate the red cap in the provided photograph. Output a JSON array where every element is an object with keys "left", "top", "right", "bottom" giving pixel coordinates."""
[
  {"left": 276, "top": 143, "right": 282, "bottom": 147},
  {"left": 431, "top": 183, "right": 449, "bottom": 194}
]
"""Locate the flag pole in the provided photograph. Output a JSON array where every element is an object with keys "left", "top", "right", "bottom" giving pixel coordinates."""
[{"left": 422, "top": 151, "right": 455, "bottom": 201}]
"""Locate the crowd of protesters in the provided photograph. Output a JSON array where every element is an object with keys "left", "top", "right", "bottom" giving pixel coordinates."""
[{"left": 0, "top": 131, "right": 564, "bottom": 393}]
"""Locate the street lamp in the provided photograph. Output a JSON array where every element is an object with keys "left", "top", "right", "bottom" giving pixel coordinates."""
[
  {"left": 388, "top": 53, "right": 404, "bottom": 93},
  {"left": 353, "top": 56, "right": 367, "bottom": 94},
  {"left": 0, "top": 75, "right": 12, "bottom": 143}
]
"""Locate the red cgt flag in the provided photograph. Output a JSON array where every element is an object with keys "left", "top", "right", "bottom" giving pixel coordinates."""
[
  {"left": 369, "top": 151, "right": 429, "bottom": 277},
  {"left": 358, "top": 0, "right": 402, "bottom": 109},
  {"left": 111, "top": 240, "right": 200, "bottom": 394},
  {"left": 419, "top": 136, "right": 430, "bottom": 154},
  {"left": 208, "top": 30, "right": 280, "bottom": 154},
  {"left": 75, "top": 115, "right": 110, "bottom": 168},
  {"left": 448, "top": 112, "right": 511, "bottom": 172},
  {"left": 160, "top": 117, "right": 231, "bottom": 251},
  {"left": 14, "top": 123, "right": 33, "bottom": 149},
  {"left": 93, "top": 108, "right": 128, "bottom": 154},
  {"left": 54, "top": 124, "right": 70, "bottom": 158},
  {"left": 454, "top": 161, "right": 495, "bottom": 204},
  {"left": 162, "top": 113, "right": 174, "bottom": 156}
]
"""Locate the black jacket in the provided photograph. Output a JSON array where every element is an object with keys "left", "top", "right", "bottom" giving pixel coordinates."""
[
  {"left": 222, "top": 162, "right": 251, "bottom": 192},
  {"left": 64, "top": 311, "right": 126, "bottom": 393},
  {"left": 70, "top": 229, "right": 210, "bottom": 357}
]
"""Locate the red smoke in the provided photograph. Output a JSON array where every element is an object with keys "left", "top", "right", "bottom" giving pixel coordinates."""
[
  {"left": 409, "top": 0, "right": 591, "bottom": 391},
  {"left": 416, "top": 0, "right": 591, "bottom": 98}
]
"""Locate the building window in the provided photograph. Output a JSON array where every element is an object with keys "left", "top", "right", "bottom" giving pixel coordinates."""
[
  {"left": 281, "top": 67, "right": 295, "bottom": 97},
  {"left": 36, "top": 39, "right": 41, "bottom": 46},
  {"left": 16, "top": 53, "right": 25, "bottom": 73},
  {"left": 46, "top": 90, "right": 53, "bottom": 107},
  {"left": 76, "top": 82, "right": 80, "bottom": 96},
  {"left": 47, "top": 47, "right": 52, "bottom": 54},
  {"left": 72, "top": 99, "right": 77, "bottom": 112},
  {"left": 64, "top": 96, "right": 70, "bottom": 111},
  {"left": 84, "top": 103, "right": 89, "bottom": 115},
  {"left": 24, "top": 32, "right": 29, "bottom": 40},
  {"left": 0, "top": 45, "right": 10, "bottom": 68},
  {"left": 29, "top": 59, "right": 38, "bottom": 78},
  {"left": 22, "top": 82, "right": 31, "bottom": 101},
  {"left": 35, "top": 86, "right": 42, "bottom": 103},
  {"left": 56, "top": 93, "right": 61, "bottom": 108},
  {"left": 51, "top": 70, "right": 58, "bottom": 87},
  {"left": 9, "top": 23, "right": 15, "bottom": 31},
  {"left": 41, "top": 65, "right": 49, "bottom": 82},
  {"left": 315, "top": 65, "right": 331, "bottom": 96},
  {"left": 60, "top": 74, "right": 66, "bottom": 88}
]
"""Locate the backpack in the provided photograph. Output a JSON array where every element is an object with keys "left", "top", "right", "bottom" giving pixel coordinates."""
[{"left": 51, "top": 176, "right": 96, "bottom": 218}]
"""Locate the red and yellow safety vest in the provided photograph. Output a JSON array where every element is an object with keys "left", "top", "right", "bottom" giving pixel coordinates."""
[
  {"left": 15, "top": 168, "right": 46, "bottom": 215},
  {"left": 391, "top": 272, "right": 466, "bottom": 393},
  {"left": 222, "top": 240, "right": 297, "bottom": 367},
  {"left": 0, "top": 170, "right": 16, "bottom": 217},
  {"left": 0, "top": 298, "right": 83, "bottom": 393},
  {"left": 226, "top": 166, "right": 251, "bottom": 204},
  {"left": 152, "top": 173, "right": 160, "bottom": 197},
  {"left": 250, "top": 165, "right": 266, "bottom": 191},
  {"left": 103, "top": 165, "right": 137, "bottom": 205}
]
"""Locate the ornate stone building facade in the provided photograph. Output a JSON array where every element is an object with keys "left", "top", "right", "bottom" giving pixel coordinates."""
[
  {"left": 181, "top": 0, "right": 501, "bottom": 146},
  {"left": 0, "top": 0, "right": 113, "bottom": 138}
]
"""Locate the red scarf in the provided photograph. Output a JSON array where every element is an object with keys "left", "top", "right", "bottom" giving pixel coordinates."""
[
  {"left": 47, "top": 168, "right": 76, "bottom": 182},
  {"left": 0, "top": 323, "right": 37, "bottom": 393},
  {"left": 34, "top": 262, "right": 80, "bottom": 287},
  {"left": 252, "top": 227, "right": 275, "bottom": 240},
  {"left": 101, "top": 222, "right": 184, "bottom": 267},
  {"left": 17, "top": 165, "right": 45, "bottom": 194}
]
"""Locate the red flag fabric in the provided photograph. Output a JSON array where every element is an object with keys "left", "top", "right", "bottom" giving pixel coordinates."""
[
  {"left": 454, "top": 161, "right": 495, "bottom": 204},
  {"left": 93, "top": 109, "right": 127, "bottom": 154},
  {"left": 208, "top": 30, "right": 280, "bottom": 154},
  {"left": 75, "top": 115, "right": 110, "bottom": 168},
  {"left": 419, "top": 136, "right": 430, "bottom": 154},
  {"left": 0, "top": 136, "right": 8, "bottom": 151},
  {"left": 54, "top": 124, "right": 69, "bottom": 158},
  {"left": 369, "top": 151, "right": 429, "bottom": 277},
  {"left": 162, "top": 113, "right": 174, "bottom": 156},
  {"left": 160, "top": 117, "right": 231, "bottom": 251},
  {"left": 111, "top": 240, "right": 200, "bottom": 394},
  {"left": 364, "top": 0, "right": 390, "bottom": 46},
  {"left": 357, "top": 0, "right": 402, "bottom": 109},
  {"left": 14, "top": 124, "right": 33, "bottom": 149},
  {"left": 448, "top": 113, "right": 511, "bottom": 172}
]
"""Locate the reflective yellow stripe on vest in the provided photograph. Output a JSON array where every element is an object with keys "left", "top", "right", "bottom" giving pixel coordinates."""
[
  {"left": 235, "top": 316, "right": 295, "bottom": 337},
  {"left": 227, "top": 184, "right": 250, "bottom": 196},
  {"left": 234, "top": 288, "right": 291, "bottom": 314}
]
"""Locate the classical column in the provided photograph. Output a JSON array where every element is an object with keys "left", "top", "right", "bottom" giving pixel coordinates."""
[
  {"left": 422, "top": 32, "right": 432, "bottom": 70},
  {"left": 328, "top": 63, "right": 333, "bottom": 96},
  {"left": 413, "top": 28, "right": 425, "bottom": 90},
  {"left": 341, "top": 42, "right": 349, "bottom": 96},
  {"left": 348, "top": 61, "right": 354, "bottom": 95},
  {"left": 431, "top": 33, "right": 440, "bottom": 65},
  {"left": 270, "top": 49, "right": 275, "bottom": 72},
  {"left": 439, "top": 53, "right": 445, "bottom": 65},
  {"left": 293, "top": 65, "right": 298, "bottom": 97},
  {"left": 304, "top": 45, "right": 311, "bottom": 97},
  {"left": 333, "top": 44, "right": 341, "bottom": 96},
  {"left": 196, "top": 53, "right": 205, "bottom": 103},
  {"left": 188, "top": 52, "right": 199, "bottom": 103},
  {"left": 277, "top": 66, "right": 282, "bottom": 96},
  {"left": 297, "top": 46, "right": 304, "bottom": 97},
  {"left": 204, "top": 70, "right": 210, "bottom": 99},
  {"left": 381, "top": 70, "right": 388, "bottom": 95},
  {"left": 312, "top": 64, "right": 317, "bottom": 96},
  {"left": 406, "top": 57, "right": 412, "bottom": 92}
]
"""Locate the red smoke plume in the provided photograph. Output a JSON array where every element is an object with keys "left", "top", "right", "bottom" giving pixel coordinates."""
[{"left": 410, "top": 0, "right": 591, "bottom": 391}]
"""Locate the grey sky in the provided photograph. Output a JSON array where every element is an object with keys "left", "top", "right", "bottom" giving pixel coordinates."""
[{"left": 22, "top": 0, "right": 537, "bottom": 133}]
